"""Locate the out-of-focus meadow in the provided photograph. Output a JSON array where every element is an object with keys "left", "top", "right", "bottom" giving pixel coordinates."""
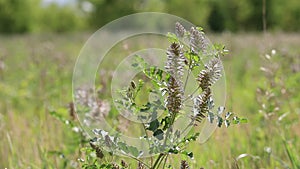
[{"left": 0, "top": 0, "right": 299, "bottom": 168}]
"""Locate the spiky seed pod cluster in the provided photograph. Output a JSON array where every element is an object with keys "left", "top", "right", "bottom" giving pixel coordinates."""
[
  {"left": 194, "top": 58, "right": 222, "bottom": 123},
  {"left": 193, "top": 88, "right": 212, "bottom": 123},
  {"left": 166, "top": 76, "right": 183, "bottom": 115},
  {"left": 89, "top": 139, "right": 104, "bottom": 159},
  {"left": 104, "top": 135, "right": 113, "bottom": 147},
  {"left": 165, "top": 43, "right": 185, "bottom": 116},
  {"left": 180, "top": 160, "right": 190, "bottom": 169},
  {"left": 121, "top": 160, "right": 128, "bottom": 168},
  {"left": 175, "top": 22, "right": 186, "bottom": 38},
  {"left": 197, "top": 58, "right": 222, "bottom": 90},
  {"left": 137, "top": 161, "right": 146, "bottom": 169},
  {"left": 166, "top": 42, "right": 185, "bottom": 81},
  {"left": 190, "top": 27, "right": 207, "bottom": 55},
  {"left": 112, "top": 163, "right": 120, "bottom": 169}
]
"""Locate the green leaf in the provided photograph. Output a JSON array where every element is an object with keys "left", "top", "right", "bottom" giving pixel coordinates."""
[
  {"left": 147, "top": 119, "right": 160, "bottom": 132},
  {"left": 117, "top": 142, "right": 129, "bottom": 153},
  {"left": 161, "top": 116, "right": 171, "bottom": 130},
  {"left": 140, "top": 102, "right": 151, "bottom": 112},
  {"left": 213, "top": 43, "right": 229, "bottom": 56},
  {"left": 168, "top": 148, "right": 179, "bottom": 154},
  {"left": 144, "top": 66, "right": 165, "bottom": 85},
  {"left": 225, "top": 119, "right": 230, "bottom": 128},
  {"left": 153, "top": 129, "right": 164, "bottom": 140},
  {"left": 196, "top": 27, "right": 204, "bottom": 31},
  {"left": 208, "top": 112, "right": 214, "bottom": 123},
  {"left": 50, "top": 111, "right": 63, "bottom": 121},
  {"left": 180, "top": 132, "right": 199, "bottom": 144},
  {"left": 136, "top": 79, "right": 144, "bottom": 93},
  {"left": 132, "top": 55, "right": 149, "bottom": 70},
  {"left": 131, "top": 63, "right": 139, "bottom": 67},
  {"left": 217, "top": 116, "right": 223, "bottom": 127},
  {"left": 167, "top": 32, "right": 179, "bottom": 43},
  {"left": 128, "top": 146, "right": 139, "bottom": 157},
  {"left": 192, "top": 53, "right": 200, "bottom": 62},
  {"left": 188, "top": 152, "right": 194, "bottom": 158},
  {"left": 232, "top": 117, "right": 240, "bottom": 124},
  {"left": 181, "top": 151, "right": 194, "bottom": 159},
  {"left": 225, "top": 112, "right": 232, "bottom": 119},
  {"left": 239, "top": 118, "right": 248, "bottom": 123}
]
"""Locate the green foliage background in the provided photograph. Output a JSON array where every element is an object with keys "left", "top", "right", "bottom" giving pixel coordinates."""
[
  {"left": 0, "top": 0, "right": 300, "bottom": 33},
  {"left": 0, "top": 32, "right": 299, "bottom": 169}
]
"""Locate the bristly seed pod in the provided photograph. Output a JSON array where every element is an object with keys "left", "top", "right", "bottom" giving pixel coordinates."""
[
  {"left": 193, "top": 58, "right": 222, "bottom": 124},
  {"left": 166, "top": 76, "right": 182, "bottom": 115},
  {"left": 166, "top": 43, "right": 185, "bottom": 80},
  {"left": 175, "top": 22, "right": 186, "bottom": 38},
  {"left": 197, "top": 58, "right": 222, "bottom": 90},
  {"left": 112, "top": 163, "right": 120, "bottom": 169},
  {"left": 121, "top": 160, "right": 128, "bottom": 168},
  {"left": 193, "top": 88, "right": 212, "bottom": 123},
  {"left": 137, "top": 161, "right": 146, "bottom": 169},
  {"left": 165, "top": 43, "right": 185, "bottom": 116},
  {"left": 130, "top": 81, "right": 136, "bottom": 89},
  {"left": 89, "top": 139, "right": 104, "bottom": 159},
  {"left": 181, "top": 160, "right": 190, "bottom": 169},
  {"left": 190, "top": 27, "right": 207, "bottom": 54}
]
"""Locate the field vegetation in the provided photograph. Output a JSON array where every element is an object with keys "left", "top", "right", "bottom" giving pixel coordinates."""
[{"left": 0, "top": 32, "right": 299, "bottom": 168}]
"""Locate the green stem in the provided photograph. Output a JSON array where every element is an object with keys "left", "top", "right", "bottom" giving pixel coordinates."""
[
  {"left": 152, "top": 153, "right": 164, "bottom": 169},
  {"left": 156, "top": 154, "right": 167, "bottom": 169},
  {"left": 141, "top": 121, "right": 151, "bottom": 147},
  {"left": 183, "top": 86, "right": 200, "bottom": 103},
  {"left": 183, "top": 67, "right": 191, "bottom": 91},
  {"left": 163, "top": 113, "right": 176, "bottom": 146},
  {"left": 162, "top": 154, "right": 169, "bottom": 169},
  {"left": 173, "top": 121, "right": 194, "bottom": 144},
  {"left": 130, "top": 156, "right": 151, "bottom": 168},
  {"left": 141, "top": 120, "right": 153, "bottom": 167}
]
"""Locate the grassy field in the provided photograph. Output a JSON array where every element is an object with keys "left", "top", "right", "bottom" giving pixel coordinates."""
[{"left": 0, "top": 32, "right": 299, "bottom": 168}]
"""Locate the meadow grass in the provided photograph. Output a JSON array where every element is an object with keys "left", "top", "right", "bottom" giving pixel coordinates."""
[{"left": 0, "top": 32, "right": 299, "bottom": 168}]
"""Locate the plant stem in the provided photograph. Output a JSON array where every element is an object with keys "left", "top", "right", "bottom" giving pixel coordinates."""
[
  {"left": 156, "top": 154, "right": 167, "bottom": 168},
  {"left": 162, "top": 154, "right": 169, "bottom": 169},
  {"left": 172, "top": 121, "right": 194, "bottom": 144},
  {"left": 183, "top": 53, "right": 193, "bottom": 91},
  {"left": 130, "top": 156, "right": 151, "bottom": 168},
  {"left": 141, "top": 120, "right": 153, "bottom": 166},
  {"left": 163, "top": 113, "right": 176, "bottom": 146},
  {"left": 183, "top": 86, "right": 200, "bottom": 103},
  {"left": 152, "top": 153, "right": 164, "bottom": 169},
  {"left": 180, "top": 122, "right": 193, "bottom": 139},
  {"left": 141, "top": 121, "right": 151, "bottom": 147}
]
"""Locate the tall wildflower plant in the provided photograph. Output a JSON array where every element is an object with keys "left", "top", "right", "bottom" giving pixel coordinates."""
[{"left": 74, "top": 22, "right": 246, "bottom": 168}]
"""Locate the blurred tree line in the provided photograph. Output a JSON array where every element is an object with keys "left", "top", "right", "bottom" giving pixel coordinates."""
[
  {"left": 0, "top": 0, "right": 299, "bottom": 33},
  {"left": 0, "top": 0, "right": 86, "bottom": 33}
]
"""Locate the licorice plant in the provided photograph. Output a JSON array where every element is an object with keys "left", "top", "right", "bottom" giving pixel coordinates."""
[{"left": 80, "top": 22, "right": 246, "bottom": 169}]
